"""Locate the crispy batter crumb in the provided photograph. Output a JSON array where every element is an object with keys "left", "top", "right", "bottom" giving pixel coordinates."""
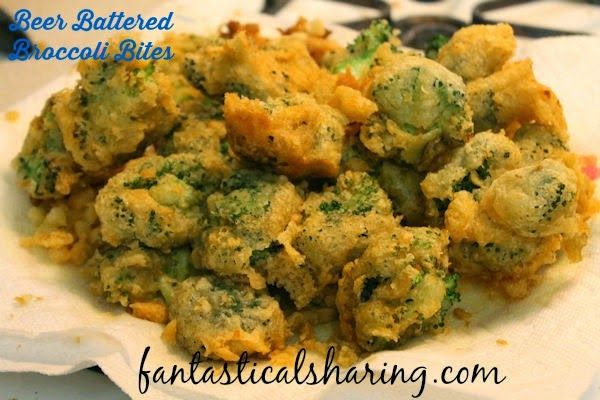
[
  {"left": 14, "top": 294, "right": 43, "bottom": 306},
  {"left": 4, "top": 110, "right": 19, "bottom": 122},
  {"left": 496, "top": 338, "right": 508, "bottom": 346},
  {"left": 161, "top": 320, "right": 177, "bottom": 345},
  {"left": 75, "top": 336, "right": 81, "bottom": 344},
  {"left": 130, "top": 301, "right": 169, "bottom": 324},
  {"left": 453, "top": 307, "right": 472, "bottom": 322}
]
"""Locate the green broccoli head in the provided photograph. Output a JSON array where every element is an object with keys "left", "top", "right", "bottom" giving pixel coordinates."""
[
  {"left": 425, "top": 34, "right": 449, "bottom": 59},
  {"left": 332, "top": 19, "right": 395, "bottom": 78}
]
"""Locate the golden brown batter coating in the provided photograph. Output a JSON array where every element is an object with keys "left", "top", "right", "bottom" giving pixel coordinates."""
[
  {"left": 421, "top": 131, "right": 522, "bottom": 224},
  {"left": 224, "top": 93, "right": 347, "bottom": 178},
  {"left": 293, "top": 171, "right": 399, "bottom": 293},
  {"left": 183, "top": 31, "right": 337, "bottom": 102},
  {"left": 194, "top": 170, "right": 315, "bottom": 307},
  {"left": 13, "top": 91, "right": 80, "bottom": 199},
  {"left": 168, "top": 275, "right": 288, "bottom": 361},
  {"left": 336, "top": 227, "right": 456, "bottom": 351},
  {"left": 467, "top": 60, "right": 567, "bottom": 136},
  {"left": 54, "top": 53, "right": 179, "bottom": 174},
  {"left": 95, "top": 153, "right": 223, "bottom": 250},
  {"left": 437, "top": 23, "right": 516, "bottom": 82},
  {"left": 361, "top": 49, "right": 473, "bottom": 170}
]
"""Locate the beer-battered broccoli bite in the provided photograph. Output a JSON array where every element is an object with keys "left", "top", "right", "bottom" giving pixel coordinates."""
[
  {"left": 87, "top": 244, "right": 193, "bottom": 306},
  {"left": 421, "top": 132, "right": 521, "bottom": 224},
  {"left": 361, "top": 51, "right": 473, "bottom": 170},
  {"left": 183, "top": 31, "right": 336, "bottom": 102},
  {"left": 330, "top": 19, "right": 399, "bottom": 79},
  {"left": 54, "top": 55, "right": 179, "bottom": 174},
  {"left": 436, "top": 24, "right": 516, "bottom": 82},
  {"left": 513, "top": 124, "right": 598, "bottom": 226},
  {"left": 446, "top": 159, "right": 585, "bottom": 297},
  {"left": 446, "top": 191, "right": 563, "bottom": 298},
  {"left": 168, "top": 276, "right": 288, "bottom": 361},
  {"left": 13, "top": 91, "right": 80, "bottom": 199},
  {"left": 467, "top": 60, "right": 567, "bottom": 135},
  {"left": 95, "top": 153, "right": 222, "bottom": 250},
  {"left": 224, "top": 93, "right": 347, "bottom": 178},
  {"left": 156, "top": 118, "right": 236, "bottom": 175},
  {"left": 377, "top": 161, "right": 426, "bottom": 226},
  {"left": 156, "top": 33, "right": 224, "bottom": 118},
  {"left": 293, "top": 171, "right": 398, "bottom": 293},
  {"left": 513, "top": 123, "right": 569, "bottom": 165},
  {"left": 336, "top": 227, "right": 457, "bottom": 351},
  {"left": 340, "top": 134, "right": 381, "bottom": 173},
  {"left": 481, "top": 159, "right": 579, "bottom": 238},
  {"left": 195, "top": 170, "right": 315, "bottom": 307}
]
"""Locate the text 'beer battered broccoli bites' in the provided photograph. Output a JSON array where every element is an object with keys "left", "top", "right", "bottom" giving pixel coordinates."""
[
  {"left": 437, "top": 23, "right": 516, "bottom": 82},
  {"left": 337, "top": 227, "right": 457, "bottom": 351},
  {"left": 361, "top": 50, "right": 474, "bottom": 170},
  {"left": 168, "top": 276, "right": 288, "bottom": 361},
  {"left": 95, "top": 153, "right": 223, "bottom": 249},
  {"left": 224, "top": 93, "right": 347, "bottom": 178},
  {"left": 13, "top": 91, "right": 80, "bottom": 199}
]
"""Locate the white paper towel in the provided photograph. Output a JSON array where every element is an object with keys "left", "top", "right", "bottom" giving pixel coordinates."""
[{"left": 0, "top": 10, "right": 599, "bottom": 400}]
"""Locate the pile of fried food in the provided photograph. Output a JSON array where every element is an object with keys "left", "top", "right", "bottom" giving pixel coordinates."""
[{"left": 13, "top": 19, "right": 598, "bottom": 363}]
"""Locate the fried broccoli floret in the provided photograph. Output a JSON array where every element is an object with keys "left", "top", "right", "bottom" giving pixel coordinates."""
[
  {"left": 156, "top": 33, "right": 225, "bottom": 118},
  {"left": 13, "top": 91, "right": 80, "bottom": 199},
  {"left": 156, "top": 118, "right": 236, "bottom": 174},
  {"left": 481, "top": 159, "right": 579, "bottom": 238},
  {"left": 331, "top": 19, "right": 397, "bottom": 79},
  {"left": 445, "top": 191, "right": 563, "bottom": 298},
  {"left": 53, "top": 50, "right": 179, "bottom": 174},
  {"left": 424, "top": 34, "right": 449, "bottom": 60},
  {"left": 340, "top": 134, "right": 381, "bottom": 173},
  {"left": 421, "top": 131, "right": 522, "bottom": 224},
  {"left": 377, "top": 161, "right": 426, "bottom": 226},
  {"left": 337, "top": 227, "right": 457, "bottom": 351},
  {"left": 183, "top": 32, "right": 336, "bottom": 102},
  {"left": 361, "top": 53, "right": 473, "bottom": 170},
  {"left": 467, "top": 60, "right": 567, "bottom": 136},
  {"left": 87, "top": 244, "right": 193, "bottom": 306},
  {"left": 95, "top": 153, "right": 223, "bottom": 250},
  {"left": 437, "top": 24, "right": 516, "bottom": 81},
  {"left": 513, "top": 123, "right": 569, "bottom": 165},
  {"left": 195, "top": 170, "right": 315, "bottom": 307},
  {"left": 168, "top": 276, "right": 288, "bottom": 360},
  {"left": 293, "top": 171, "right": 399, "bottom": 296},
  {"left": 224, "top": 93, "right": 347, "bottom": 178}
]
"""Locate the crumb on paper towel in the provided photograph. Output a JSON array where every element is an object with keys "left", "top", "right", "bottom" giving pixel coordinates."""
[
  {"left": 14, "top": 294, "right": 43, "bottom": 306},
  {"left": 161, "top": 320, "right": 177, "bottom": 345},
  {"left": 4, "top": 110, "right": 19, "bottom": 122},
  {"left": 130, "top": 301, "right": 169, "bottom": 324},
  {"left": 75, "top": 336, "right": 81, "bottom": 344},
  {"left": 453, "top": 307, "right": 472, "bottom": 325},
  {"left": 496, "top": 338, "right": 509, "bottom": 346}
]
